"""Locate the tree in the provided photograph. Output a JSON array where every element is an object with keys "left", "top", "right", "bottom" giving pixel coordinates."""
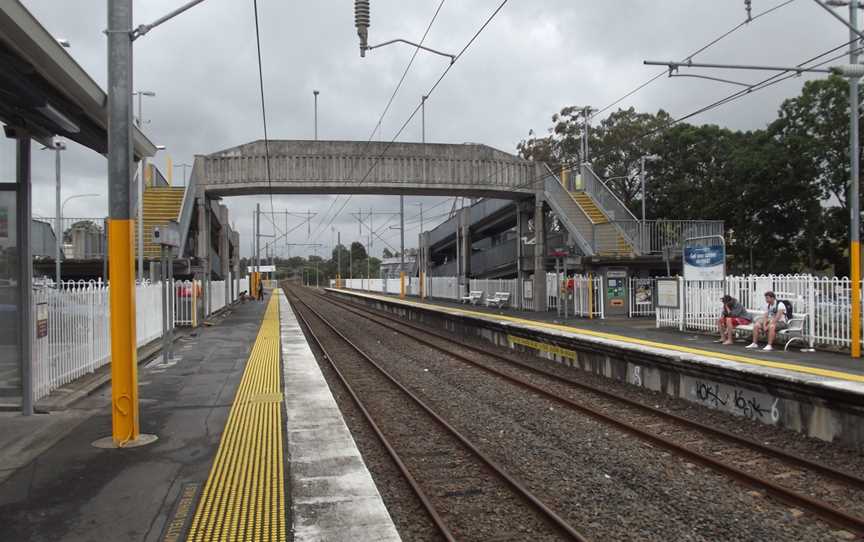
[
  {"left": 589, "top": 108, "right": 673, "bottom": 210},
  {"left": 350, "top": 241, "right": 367, "bottom": 262},
  {"left": 768, "top": 75, "right": 860, "bottom": 273},
  {"left": 382, "top": 248, "right": 393, "bottom": 258}
]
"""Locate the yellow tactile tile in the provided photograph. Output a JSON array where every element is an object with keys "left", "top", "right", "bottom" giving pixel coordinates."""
[{"left": 187, "top": 292, "right": 287, "bottom": 542}]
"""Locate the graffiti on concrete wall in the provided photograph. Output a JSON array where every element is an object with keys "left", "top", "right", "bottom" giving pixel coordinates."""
[{"left": 686, "top": 377, "right": 780, "bottom": 424}]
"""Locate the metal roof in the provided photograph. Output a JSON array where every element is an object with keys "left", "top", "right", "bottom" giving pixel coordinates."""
[{"left": 0, "top": 1, "right": 156, "bottom": 158}]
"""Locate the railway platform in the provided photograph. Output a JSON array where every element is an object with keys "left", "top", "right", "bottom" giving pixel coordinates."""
[
  {"left": 325, "top": 288, "right": 864, "bottom": 449},
  {"left": 0, "top": 289, "right": 397, "bottom": 542}
]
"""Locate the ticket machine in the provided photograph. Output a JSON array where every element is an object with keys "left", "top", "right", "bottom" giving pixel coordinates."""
[{"left": 603, "top": 268, "right": 629, "bottom": 316}]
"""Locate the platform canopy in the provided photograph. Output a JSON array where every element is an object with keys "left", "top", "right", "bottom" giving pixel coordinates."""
[{"left": 0, "top": 2, "right": 156, "bottom": 157}]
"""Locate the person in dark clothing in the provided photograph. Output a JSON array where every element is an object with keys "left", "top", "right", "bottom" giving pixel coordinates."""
[
  {"left": 257, "top": 278, "right": 264, "bottom": 301},
  {"left": 717, "top": 294, "right": 751, "bottom": 345}
]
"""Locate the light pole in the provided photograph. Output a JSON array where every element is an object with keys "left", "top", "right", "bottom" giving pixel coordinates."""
[
  {"left": 313, "top": 90, "right": 319, "bottom": 140},
  {"left": 421, "top": 95, "right": 428, "bottom": 143},
  {"left": 133, "top": 90, "right": 156, "bottom": 283},
  {"left": 43, "top": 139, "right": 66, "bottom": 285}
]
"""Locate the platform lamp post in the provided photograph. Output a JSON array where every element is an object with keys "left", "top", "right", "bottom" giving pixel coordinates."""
[
  {"left": 42, "top": 139, "right": 66, "bottom": 286},
  {"left": 313, "top": 90, "right": 320, "bottom": 141},
  {"left": 133, "top": 90, "right": 156, "bottom": 284}
]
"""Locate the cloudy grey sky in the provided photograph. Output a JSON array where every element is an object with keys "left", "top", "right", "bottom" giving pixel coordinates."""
[{"left": 0, "top": 0, "right": 850, "bottom": 257}]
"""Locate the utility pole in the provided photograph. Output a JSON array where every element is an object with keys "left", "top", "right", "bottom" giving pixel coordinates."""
[
  {"left": 849, "top": 2, "right": 861, "bottom": 358},
  {"left": 106, "top": 0, "right": 143, "bottom": 446},
  {"left": 255, "top": 203, "right": 261, "bottom": 273},
  {"left": 400, "top": 196, "right": 405, "bottom": 275},
  {"left": 337, "top": 230, "right": 342, "bottom": 286}
]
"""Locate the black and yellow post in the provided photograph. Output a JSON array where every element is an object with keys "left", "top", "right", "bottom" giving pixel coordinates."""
[{"left": 93, "top": 0, "right": 155, "bottom": 449}]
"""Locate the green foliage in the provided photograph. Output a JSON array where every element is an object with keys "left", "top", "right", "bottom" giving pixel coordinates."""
[{"left": 520, "top": 77, "right": 860, "bottom": 275}]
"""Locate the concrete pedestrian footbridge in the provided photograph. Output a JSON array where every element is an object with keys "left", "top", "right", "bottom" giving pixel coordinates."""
[{"left": 192, "top": 140, "right": 548, "bottom": 198}]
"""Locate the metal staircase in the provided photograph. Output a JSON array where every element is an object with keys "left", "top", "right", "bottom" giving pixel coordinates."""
[
  {"left": 543, "top": 174, "right": 636, "bottom": 257},
  {"left": 136, "top": 186, "right": 185, "bottom": 260}
]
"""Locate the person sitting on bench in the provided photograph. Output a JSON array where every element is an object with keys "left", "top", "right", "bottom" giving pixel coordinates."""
[
  {"left": 746, "top": 291, "right": 787, "bottom": 352},
  {"left": 716, "top": 295, "right": 751, "bottom": 345}
]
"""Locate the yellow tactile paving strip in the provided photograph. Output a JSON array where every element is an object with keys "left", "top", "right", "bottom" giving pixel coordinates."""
[
  {"left": 187, "top": 293, "right": 286, "bottom": 542},
  {"left": 334, "top": 289, "right": 864, "bottom": 385}
]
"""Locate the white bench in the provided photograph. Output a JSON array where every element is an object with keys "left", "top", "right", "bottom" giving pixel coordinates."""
[
  {"left": 460, "top": 290, "right": 484, "bottom": 305},
  {"left": 485, "top": 291, "right": 511, "bottom": 308}
]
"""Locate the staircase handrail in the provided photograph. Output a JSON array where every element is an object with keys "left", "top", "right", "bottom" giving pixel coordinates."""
[
  {"left": 581, "top": 164, "right": 642, "bottom": 253},
  {"left": 543, "top": 174, "right": 595, "bottom": 256},
  {"left": 177, "top": 160, "right": 199, "bottom": 257}
]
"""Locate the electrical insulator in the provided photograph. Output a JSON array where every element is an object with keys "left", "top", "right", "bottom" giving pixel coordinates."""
[
  {"left": 744, "top": 0, "right": 752, "bottom": 22},
  {"left": 355, "top": 0, "right": 370, "bottom": 57}
]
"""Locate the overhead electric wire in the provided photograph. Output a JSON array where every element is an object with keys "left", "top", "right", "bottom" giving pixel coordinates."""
[
  {"left": 311, "top": 0, "right": 447, "bottom": 241},
  {"left": 590, "top": 0, "right": 797, "bottom": 120},
  {"left": 458, "top": 37, "right": 859, "bottom": 200},
  {"left": 318, "top": 0, "right": 509, "bottom": 238},
  {"left": 252, "top": 0, "right": 277, "bottom": 239}
]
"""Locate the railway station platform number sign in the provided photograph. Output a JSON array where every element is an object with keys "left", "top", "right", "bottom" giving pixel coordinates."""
[{"left": 683, "top": 244, "right": 725, "bottom": 281}]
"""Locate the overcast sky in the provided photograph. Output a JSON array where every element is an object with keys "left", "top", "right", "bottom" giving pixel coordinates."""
[{"left": 0, "top": 0, "right": 851, "bottom": 258}]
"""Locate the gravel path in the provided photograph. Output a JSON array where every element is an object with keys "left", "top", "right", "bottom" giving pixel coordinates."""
[
  {"left": 291, "top": 293, "right": 575, "bottom": 541},
  {"left": 306, "top": 289, "right": 858, "bottom": 541}
]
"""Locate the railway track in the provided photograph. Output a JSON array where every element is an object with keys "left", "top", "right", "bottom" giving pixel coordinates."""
[
  {"left": 308, "top": 286, "right": 864, "bottom": 537},
  {"left": 285, "top": 288, "right": 589, "bottom": 542}
]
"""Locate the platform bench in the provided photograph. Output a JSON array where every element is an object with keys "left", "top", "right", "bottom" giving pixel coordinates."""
[
  {"left": 485, "top": 291, "right": 511, "bottom": 308},
  {"left": 461, "top": 290, "right": 484, "bottom": 305}
]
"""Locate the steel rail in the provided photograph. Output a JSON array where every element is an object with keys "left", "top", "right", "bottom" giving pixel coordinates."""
[
  {"left": 286, "top": 288, "right": 589, "bottom": 542},
  {"left": 317, "top": 289, "right": 864, "bottom": 486},
  {"left": 311, "top": 289, "right": 864, "bottom": 535},
  {"left": 285, "top": 292, "right": 456, "bottom": 542}
]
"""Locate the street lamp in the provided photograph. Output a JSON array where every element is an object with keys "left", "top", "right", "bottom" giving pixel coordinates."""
[
  {"left": 313, "top": 90, "right": 320, "bottom": 140},
  {"left": 42, "top": 138, "right": 66, "bottom": 285},
  {"left": 133, "top": 90, "right": 156, "bottom": 128}
]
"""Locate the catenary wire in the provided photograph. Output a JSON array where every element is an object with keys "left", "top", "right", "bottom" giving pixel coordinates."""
[
  {"left": 590, "top": 0, "right": 797, "bottom": 120},
  {"left": 252, "top": 0, "right": 277, "bottom": 243},
  {"left": 311, "top": 0, "right": 448, "bottom": 241},
  {"left": 317, "top": 0, "right": 510, "bottom": 240}
]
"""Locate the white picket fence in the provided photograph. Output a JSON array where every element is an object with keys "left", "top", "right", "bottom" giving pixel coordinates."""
[
  {"left": 33, "top": 275, "right": 245, "bottom": 401},
  {"left": 656, "top": 274, "right": 864, "bottom": 349},
  {"left": 33, "top": 280, "right": 167, "bottom": 401}
]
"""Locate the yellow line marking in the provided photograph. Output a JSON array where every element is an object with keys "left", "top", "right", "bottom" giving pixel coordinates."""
[
  {"left": 338, "top": 290, "right": 864, "bottom": 384},
  {"left": 508, "top": 334, "right": 578, "bottom": 360},
  {"left": 187, "top": 292, "right": 286, "bottom": 541}
]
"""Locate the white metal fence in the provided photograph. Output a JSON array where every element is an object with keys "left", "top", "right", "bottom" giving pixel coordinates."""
[
  {"left": 34, "top": 280, "right": 168, "bottom": 401},
  {"left": 33, "top": 275, "right": 243, "bottom": 401},
  {"left": 572, "top": 275, "right": 604, "bottom": 318},
  {"left": 656, "top": 274, "right": 864, "bottom": 350},
  {"left": 174, "top": 280, "right": 199, "bottom": 327}
]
